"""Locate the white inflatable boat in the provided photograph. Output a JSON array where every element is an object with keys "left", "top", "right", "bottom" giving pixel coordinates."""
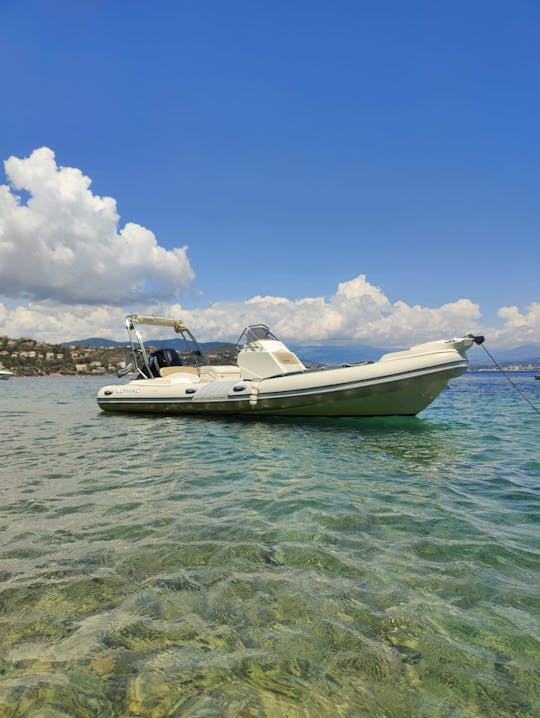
[
  {"left": 0, "top": 365, "right": 13, "bottom": 380},
  {"left": 97, "top": 315, "right": 484, "bottom": 417}
]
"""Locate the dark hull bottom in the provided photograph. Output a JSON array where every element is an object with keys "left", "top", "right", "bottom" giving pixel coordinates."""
[{"left": 98, "top": 366, "right": 464, "bottom": 417}]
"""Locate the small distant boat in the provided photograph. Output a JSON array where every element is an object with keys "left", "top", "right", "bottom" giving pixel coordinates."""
[
  {"left": 97, "top": 314, "right": 485, "bottom": 417},
  {"left": 535, "top": 375, "right": 540, "bottom": 380},
  {"left": 0, "top": 365, "right": 13, "bottom": 380}
]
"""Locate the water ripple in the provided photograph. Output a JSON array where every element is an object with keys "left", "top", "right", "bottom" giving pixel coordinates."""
[{"left": 0, "top": 374, "right": 539, "bottom": 717}]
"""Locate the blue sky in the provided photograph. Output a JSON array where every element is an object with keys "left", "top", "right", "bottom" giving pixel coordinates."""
[{"left": 0, "top": 0, "right": 538, "bottom": 347}]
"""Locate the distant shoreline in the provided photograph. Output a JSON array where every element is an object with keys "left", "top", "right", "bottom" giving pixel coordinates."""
[{"left": 6, "top": 368, "right": 540, "bottom": 378}]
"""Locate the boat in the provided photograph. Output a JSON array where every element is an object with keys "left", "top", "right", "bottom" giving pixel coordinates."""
[
  {"left": 0, "top": 365, "right": 13, "bottom": 380},
  {"left": 97, "top": 315, "right": 485, "bottom": 417}
]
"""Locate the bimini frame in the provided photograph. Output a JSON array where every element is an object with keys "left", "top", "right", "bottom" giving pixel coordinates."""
[{"left": 125, "top": 314, "right": 209, "bottom": 378}]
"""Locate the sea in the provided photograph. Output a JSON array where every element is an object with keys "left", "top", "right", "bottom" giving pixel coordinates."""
[{"left": 1, "top": 372, "right": 539, "bottom": 718}]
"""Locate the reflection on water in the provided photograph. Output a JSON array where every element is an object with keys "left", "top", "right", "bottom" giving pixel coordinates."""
[{"left": 0, "top": 375, "right": 539, "bottom": 717}]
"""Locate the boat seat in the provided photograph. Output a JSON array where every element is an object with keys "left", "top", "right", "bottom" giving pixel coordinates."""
[
  {"left": 160, "top": 366, "right": 199, "bottom": 377},
  {"left": 199, "top": 365, "right": 242, "bottom": 381}
]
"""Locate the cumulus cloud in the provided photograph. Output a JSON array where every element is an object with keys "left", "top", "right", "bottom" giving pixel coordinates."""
[
  {"left": 1, "top": 271, "right": 538, "bottom": 349},
  {"left": 1, "top": 148, "right": 537, "bottom": 350},
  {"left": 0, "top": 300, "right": 129, "bottom": 343},
  {"left": 492, "top": 303, "right": 540, "bottom": 346},
  {"left": 174, "top": 276, "right": 483, "bottom": 347},
  {"left": 0, "top": 274, "right": 487, "bottom": 347},
  {"left": 0, "top": 147, "right": 194, "bottom": 304}
]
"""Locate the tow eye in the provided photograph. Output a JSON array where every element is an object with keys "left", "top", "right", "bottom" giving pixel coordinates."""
[{"left": 468, "top": 334, "right": 485, "bottom": 345}]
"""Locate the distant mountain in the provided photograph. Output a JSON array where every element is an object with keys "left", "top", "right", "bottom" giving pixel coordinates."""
[
  {"left": 148, "top": 340, "right": 229, "bottom": 352},
  {"left": 62, "top": 337, "right": 129, "bottom": 347},
  {"left": 64, "top": 336, "right": 232, "bottom": 353},
  {"left": 291, "top": 343, "right": 395, "bottom": 364},
  {"left": 475, "top": 344, "right": 540, "bottom": 362},
  {"left": 295, "top": 342, "right": 540, "bottom": 365},
  {"left": 65, "top": 337, "right": 392, "bottom": 362},
  {"left": 63, "top": 337, "right": 540, "bottom": 366},
  {"left": 459, "top": 343, "right": 540, "bottom": 369}
]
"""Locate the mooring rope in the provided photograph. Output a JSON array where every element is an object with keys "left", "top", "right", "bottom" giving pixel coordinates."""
[{"left": 479, "top": 343, "right": 540, "bottom": 416}]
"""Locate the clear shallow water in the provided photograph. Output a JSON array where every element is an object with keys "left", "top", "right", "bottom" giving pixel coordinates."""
[{"left": 1, "top": 373, "right": 539, "bottom": 717}]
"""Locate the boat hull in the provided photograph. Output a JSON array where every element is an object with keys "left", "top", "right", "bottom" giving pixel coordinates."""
[{"left": 97, "top": 360, "right": 467, "bottom": 417}]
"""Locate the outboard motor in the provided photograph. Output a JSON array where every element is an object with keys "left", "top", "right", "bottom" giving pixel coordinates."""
[{"left": 146, "top": 348, "right": 183, "bottom": 377}]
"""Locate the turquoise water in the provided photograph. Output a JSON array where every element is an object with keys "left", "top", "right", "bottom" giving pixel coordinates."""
[{"left": 1, "top": 373, "right": 539, "bottom": 717}]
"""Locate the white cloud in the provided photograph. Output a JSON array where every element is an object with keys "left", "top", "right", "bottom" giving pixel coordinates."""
[
  {"left": 0, "top": 275, "right": 488, "bottom": 347},
  {"left": 0, "top": 300, "right": 136, "bottom": 344},
  {"left": 174, "top": 279, "right": 484, "bottom": 347},
  {"left": 1, "top": 148, "right": 537, "bottom": 350},
  {"left": 492, "top": 303, "right": 540, "bottom": 346},
  {"left": 1, "top": 271, "right": 537, "bottom": 350},
  {"left": 0, "top": 147, "right": 194, "bottom": 304}
]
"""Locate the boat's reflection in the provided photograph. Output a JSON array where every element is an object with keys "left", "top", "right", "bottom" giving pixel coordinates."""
[{"left": 99, "top": 407, "right": 461, "bottom": 471}]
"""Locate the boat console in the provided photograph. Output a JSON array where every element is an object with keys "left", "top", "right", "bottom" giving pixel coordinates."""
[{"left": 236, "top": 324, "right": 306, "bottom": 380}]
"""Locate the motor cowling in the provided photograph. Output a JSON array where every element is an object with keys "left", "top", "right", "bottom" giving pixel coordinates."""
[{"left": 147, "top": 348, "right": 182, "bottom": 377}]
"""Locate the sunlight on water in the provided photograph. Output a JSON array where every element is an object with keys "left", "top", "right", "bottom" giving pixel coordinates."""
[{"left": 1, "top": 374, "right": 539, "bottom": 716}]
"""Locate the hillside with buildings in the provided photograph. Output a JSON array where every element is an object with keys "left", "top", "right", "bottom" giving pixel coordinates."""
[
  {"left": 0, "top": 336, "right": 131, "bottom": 376},
  {"left": 2, "top": 334, "right": 539, "bottom": 376},
  {"left": 0, "top": 336, "right": 238, "bottom": 376}
]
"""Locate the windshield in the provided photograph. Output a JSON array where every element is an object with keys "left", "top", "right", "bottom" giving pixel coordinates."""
[{"left": 236, "top": 324, "right": 278, "bottom": 347}]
